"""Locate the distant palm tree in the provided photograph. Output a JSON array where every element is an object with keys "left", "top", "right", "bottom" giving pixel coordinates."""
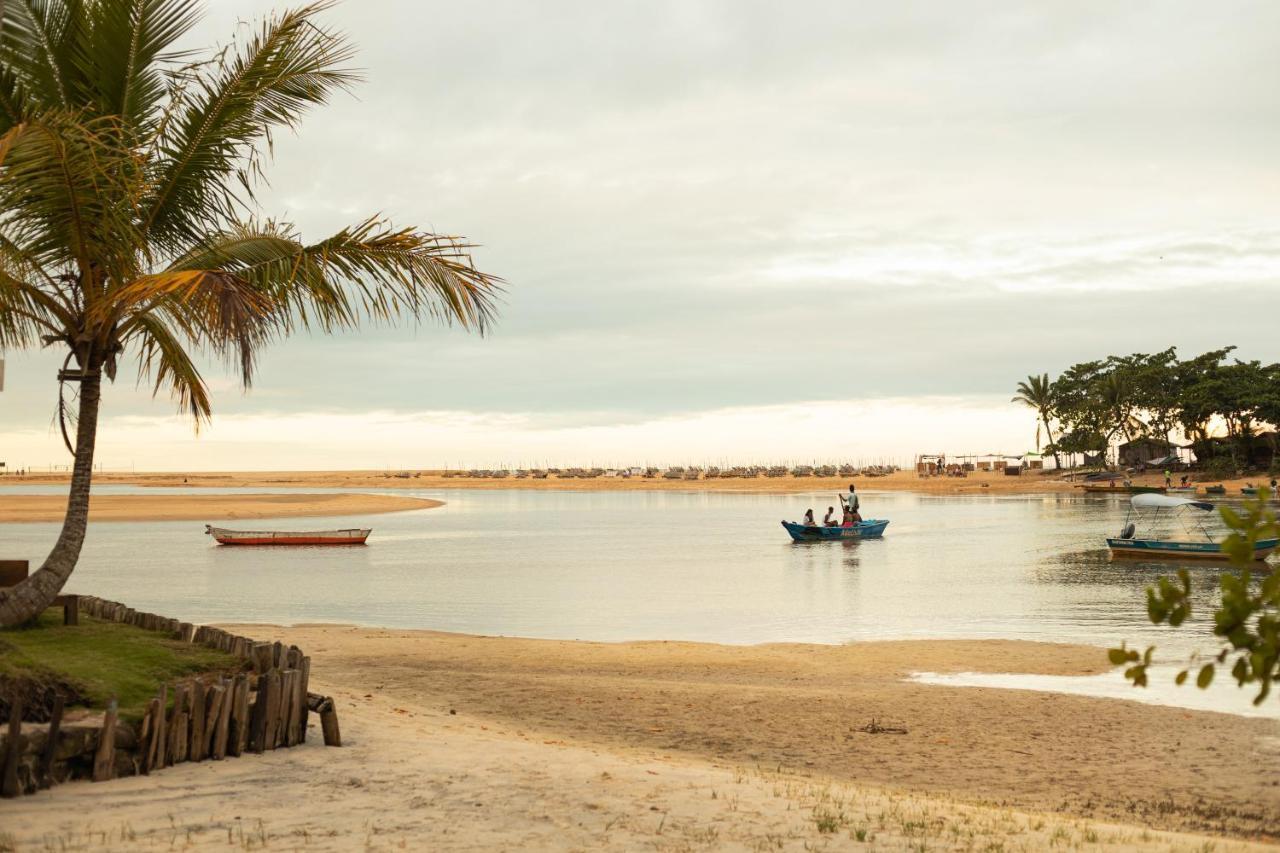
[
  {"left": 1012, "top": 374, "right": 1061, "bottom": 469},
  {"left": 0, "top": 1, "right": 501, "bottom": 627}
]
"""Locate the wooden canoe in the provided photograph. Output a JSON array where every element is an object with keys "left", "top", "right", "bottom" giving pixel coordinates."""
[{"left": 204, "top": 525, "right": 371, "bottom": 546}]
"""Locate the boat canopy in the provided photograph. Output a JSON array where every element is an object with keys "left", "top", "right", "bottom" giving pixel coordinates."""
[{"left": 1131, "top": 493, "right": 1214, "bottom": 511}]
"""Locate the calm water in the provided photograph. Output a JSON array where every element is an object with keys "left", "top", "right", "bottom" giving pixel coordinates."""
[
  {"left": 5, "top": 486, "right": 1275, "bottom": 716},
  {"left": 0, "top": 485, "right": 1261, "bottom": 651}
]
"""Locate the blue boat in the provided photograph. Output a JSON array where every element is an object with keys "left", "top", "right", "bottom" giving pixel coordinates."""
[
  {"left": 1106, "top": 493, "right": 1278, "bottom": 561},
  {"left": 781, "top": 519, "right": 889, "bottom": 542}
]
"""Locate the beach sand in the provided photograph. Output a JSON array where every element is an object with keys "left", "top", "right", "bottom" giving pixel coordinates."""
[
  {"left": 6, "top": 467, "right": 1268, "bottom": 498},
  {"left": 4, "top": 628, "right": 1276, "bottom": 850},
  {"left": 0, "top": 492, "right": 441, "bottom": 523}
]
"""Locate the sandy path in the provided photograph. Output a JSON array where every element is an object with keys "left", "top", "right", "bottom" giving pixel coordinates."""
[
  {"left": 9, "top": 467, "right": 1258, "bottom": 497},
  {"left": 0, "top": 493, "right": 441, "bottom": 523}
]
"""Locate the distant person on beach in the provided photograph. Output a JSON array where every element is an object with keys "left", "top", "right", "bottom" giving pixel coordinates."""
[
  {"left": 803, "top": 509, "right": 816, "bottom": 527},
  {"left": 1164, "top": 470, "right": 1172, "bottom": 488}
]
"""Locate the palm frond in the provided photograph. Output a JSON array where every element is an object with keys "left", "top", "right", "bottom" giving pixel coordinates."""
[
  {"left": 143, "top": 1, "right": 358, "bottom": 250},
  {"left": 169, "top": 217, "right": 503, "bottom": 335},
  {"left": 122, "top": 311, "right": 213, "bottom": 422},
  {"left": 0, "top": 0, "right": 83, "bottom": 109},
  {"left": 75, "top": 0, "right": 200, "bottom": 131}
]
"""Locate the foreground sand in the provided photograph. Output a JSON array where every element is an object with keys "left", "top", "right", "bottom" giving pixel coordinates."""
[
  {"left": 5, "top": 629, "right": 1276, "bottom": 850},
  {"left": 0, "top": 492, "right": 441, "bottom": 523},
  {"left": 7, "top": 467, "right": 1270, "bottom": 498}
]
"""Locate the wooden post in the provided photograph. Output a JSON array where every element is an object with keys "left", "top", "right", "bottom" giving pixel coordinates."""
[
  {"left": 140, "top": 697, "right": 160, "bottom": 774},
  {"left": 248, "top": 676, "right": 269, "bottom": 754},
  {"left": 228, "top": 674, "right": 249, "bottom": 757},
  {"left": 280, "top": 670, "right": 298, "bottom": 748},
  {"left": 179, "top": 623, "right": 195, "bottom": 643},
  {"left": 209, "top": 681, "right": 231, "bottom": 760},
  {"left": 168, "top": 683, "right": 189, "bottom": 765},
  {"left": 150, "top": 684, "right": 167, "bottom": 770},
  {"left": 319, "top": 698, "right": 342, "bottom": 747},
  {"left": 263, "top": 671, "right": 283, "bottom": 750},
  {"left": 189, "top": 680, "right": 207, "bottom": 761},
  {"left": 251, "top": 643, "right": 273, "bottom": 675},
  {"left": 297, "top": 657, "right": 311, "bottom": 744},
  {"left": 38, "top": 690, "right": 63, "bottom": 788},
  {"left": 1, "top": 693, "right": 22, "bottom": 797},
  {"left": 92, "top": 698, "right": 118, "bottom": 782}
]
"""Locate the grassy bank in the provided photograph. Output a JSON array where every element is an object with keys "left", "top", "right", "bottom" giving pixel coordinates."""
[{"left": 0, "top": 610, "right": 242, "bottom": 721}]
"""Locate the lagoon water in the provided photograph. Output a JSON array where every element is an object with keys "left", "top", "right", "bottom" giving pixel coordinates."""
[{"left": 5, "top": 485, "right": 1273, "bottom": 716}]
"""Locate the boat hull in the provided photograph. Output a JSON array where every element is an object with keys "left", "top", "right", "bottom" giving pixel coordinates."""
[
  {"left": 782, "top": 520, "right": 889, "bottom": 541},
  {"left": 1082, "top": 485, "right": 1165, "bottom": 494},
  {"left": 1106, "top": 537, "right": 1278, "bottom": 561},
  {"left": 207, "top": 527, "right": 371, "bottom": 546}
]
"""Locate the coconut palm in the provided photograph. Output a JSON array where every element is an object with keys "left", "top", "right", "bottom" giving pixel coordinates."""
[
  {"left": 1011, "top": 373, "right": 1060, "bottom": 469},
  {"left": 0, "top": 0, "right": 501, "bottom": 627}
]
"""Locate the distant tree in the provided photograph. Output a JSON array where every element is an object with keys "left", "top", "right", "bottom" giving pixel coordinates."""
[
  {"left": 0, "top": 1, "right": 502, "bottom": 627},
  {"left": 1011, "top": 374, "right": 1061, "bottom": 468},
  {"left": 1112, "top": 488, "right": 1279, "bottom": 705}
]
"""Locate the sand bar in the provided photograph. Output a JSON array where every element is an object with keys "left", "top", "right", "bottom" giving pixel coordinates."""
[
  {"left": 9, "top": 627, "right": 1274, "bottom": 850},
  {"left": 0, "top": 492, "right": 441, "bottom": 523},
  {"left": 5, "top": 468, "right": 1269, "bottom": 497}
]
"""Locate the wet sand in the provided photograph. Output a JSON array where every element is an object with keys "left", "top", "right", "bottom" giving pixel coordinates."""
[
  {"left": 0, "top": 492, "right": 441, "bottom": 523},
  {"left": 6, "top": 628, "right": 1274, "bottom": 850}
]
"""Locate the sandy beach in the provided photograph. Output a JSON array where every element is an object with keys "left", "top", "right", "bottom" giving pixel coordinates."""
[
  {"left": 0, "top": 492, "right": 441, "bottom": 523},
  {"left": 4, "top": 628, "right": 1276, "bottom": 850},
  {"left": 4, "top": 468, "right": 1268, "bottom": 498}
]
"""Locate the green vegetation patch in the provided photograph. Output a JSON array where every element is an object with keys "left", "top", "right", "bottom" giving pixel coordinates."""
[{"left": 0, "top": 610, "right": 242, "bottom": 721}]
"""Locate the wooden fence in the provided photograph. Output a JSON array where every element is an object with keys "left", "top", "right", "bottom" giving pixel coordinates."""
[{"left": 1, "top": 596, "right": 340, "bottom": 798}]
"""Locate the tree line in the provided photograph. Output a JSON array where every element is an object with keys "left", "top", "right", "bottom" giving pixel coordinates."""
[{"left": 1013, "top": 347, "right": 1280, "bottom": 471}]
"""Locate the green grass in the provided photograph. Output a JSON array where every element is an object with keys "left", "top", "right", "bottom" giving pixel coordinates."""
[{"left": 0, "top": 610, "right": 243, "bottom": 720}]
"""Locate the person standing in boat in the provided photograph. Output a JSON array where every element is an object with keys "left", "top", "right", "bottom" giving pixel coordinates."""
[{"left": 840, "top": 484, "right": 859, "bottom": 517}]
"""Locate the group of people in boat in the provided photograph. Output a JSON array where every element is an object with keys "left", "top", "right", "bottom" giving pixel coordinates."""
[{"left": 801, "top": 485, "right": 863, "bottom": 527}]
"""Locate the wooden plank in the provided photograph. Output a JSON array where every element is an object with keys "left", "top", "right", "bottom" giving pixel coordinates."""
[
  {"left": 1, "top": 693, "right": 22, "bottom": 797},
  {"left": 298, "top": 657, "right": 311, "bottom": 744},
  {"left": 228, "top": 674, "right": 249, "bottom": 757},
  {"left": 92, "top": 698, "right": 118, "bottom": 782},
  {"left": 189, "top": 680, "right": 207, "bottom": 761},
  {"left": 179, "top": 623, "right": 195, "bottom": 643},
  {"left": 279, "top": 670, "right": 297, "bottom": 748},
  {"left": 319, "top": 698, "right": 342, "bottom": 747},
  {"left": 263, "top": 671, "right": 283, "bottom": 750},
  {"left": 140, "top": 698, "right": 160, "bottom": 774},
  {"left": 209, "top": 681, "right": 231, "bottom": 760},
  {"left": 150, "top": 684, "right": 168, "bottom": 770},
  {"left": 248, "top": 676, "right": 270, "bottom": 754},
  {"left": 167, "top": 683, "right": 189, "bottom": 765},
  {"left": 39, "top": 690, "right": 64, "bottom": 788},
  {"left": 251, "top": 643, "right": 274, "bottom": 675}
]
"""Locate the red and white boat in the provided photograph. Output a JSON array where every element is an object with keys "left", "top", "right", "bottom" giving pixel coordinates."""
[{"left": 204, "top": 525, "right": 372, "bottom": 546}]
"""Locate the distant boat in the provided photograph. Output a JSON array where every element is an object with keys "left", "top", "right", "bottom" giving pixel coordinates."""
[
  {"left": 782, "top": 519, "right": 889, "bottom": 542},
  {"left": 1105, "top": 494, "right": 1277, "bottom": 561},
  {"left": 1166, "top": 487, "right": 1198, "bottom": 494},
  {"left": 205, "top": 525, "right": 371, "bottom": 546},
  {"left": 1204, "top": 485, "right": 1227, "bottom": 495}
]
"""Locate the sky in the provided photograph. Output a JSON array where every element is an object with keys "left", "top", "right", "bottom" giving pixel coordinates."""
[{"left": 1, "top": 0, "right": 1278, "bottom": 471}]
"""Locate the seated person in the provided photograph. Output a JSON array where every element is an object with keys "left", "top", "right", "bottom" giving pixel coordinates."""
[
  {"left": 802, "top": 509, "right": 817, "bottom": 527},
  {"left": 823, "top": 506, "right": 839, "bottom": 526}
]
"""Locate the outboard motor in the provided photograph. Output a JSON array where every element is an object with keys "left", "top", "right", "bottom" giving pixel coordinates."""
[{"left": 1119, "top": 522, "right": 1136, "bottom": 540}]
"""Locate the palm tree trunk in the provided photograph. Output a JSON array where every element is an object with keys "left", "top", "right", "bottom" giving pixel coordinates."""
[
  {"left": 0, "top": 371, "right": 101, "bottom": 627},
  {"left": 1041, "top": 416, "right": 1061, "bottom": 469}
]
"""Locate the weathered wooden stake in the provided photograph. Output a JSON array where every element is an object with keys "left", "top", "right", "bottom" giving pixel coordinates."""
[
  {"left": 251, "top": 643, "right": 273, "bottom": 674},
  {"left": 229, "top": 674, "right": 250, "bottom": 756},
  {"left": 298, "top": 657, "right": 311, "bottom": 744},
  {"left": 150, "top": 684, "right": 168, "bottom": 770},
  {"left": 209, "top": 680, "right": 231, "bottom": 760},
  {"left": 92, "top": 698, "right": 118, "bottom": 782},
  {"left": 263, "top": 671, "right": 283, "bottom": 750},
  {"left": 1, "top": 693, "right": 22, "bottom": 797},
  {"left": 189, "top": 680, "right": 207, "bottom": 761},
  {"left": 319, "top": 698, "right": 342, "bottom": 747},
  {"left": 38, "top": 690, "right": 64, "bottom": 788},
  {"left": 168, "top": 683, "right": 189, "bottom": 765},
  {"left": 248, "top": 677, "right": 269, "bottom": 753}
]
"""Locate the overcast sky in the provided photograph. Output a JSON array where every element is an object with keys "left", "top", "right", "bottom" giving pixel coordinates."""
[{"left": 2, "top": 0, "right": 1278, "bottom": 470}]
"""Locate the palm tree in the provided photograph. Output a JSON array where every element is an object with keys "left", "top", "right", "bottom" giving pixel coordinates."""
[
  {"left": 1012, "top": 374, "right": 1060, "bottom": 469},
  {"left": 0, "top": 1, "right": 501, "bottom": 627}
]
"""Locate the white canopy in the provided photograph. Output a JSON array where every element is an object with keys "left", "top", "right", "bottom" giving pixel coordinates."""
[{"left": 1131, "top": 493, "right": 1213, "bottom": 511}]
